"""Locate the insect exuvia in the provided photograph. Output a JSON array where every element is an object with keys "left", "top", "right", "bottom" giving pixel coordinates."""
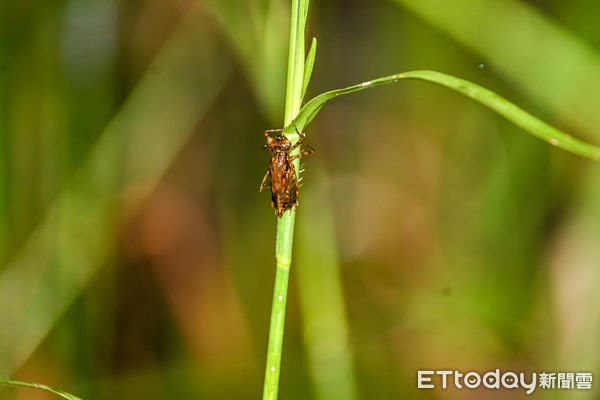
[{"left": 260, "top": 124, "right": 315, "bottom": 217}]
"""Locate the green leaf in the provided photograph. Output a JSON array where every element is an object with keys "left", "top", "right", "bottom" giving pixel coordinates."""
[
  {"left": 0, "top": 378, "right": 82, "bottom": 400},
  {"left": 283, "top": 0, "right": 306, "bottom": 124},
  {"left": 303, "top": 0, "right": 310, "bottom": 22},
  {"left": 293, "top": 70, "right": 600, "bottom": 161},
  {"left": 302, "top": 38, "right": 317, "bottom": 101}
]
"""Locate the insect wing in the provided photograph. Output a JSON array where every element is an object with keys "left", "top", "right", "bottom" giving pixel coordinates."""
[{"left": 269, "top": 163, "right": 289, "bottom": 194}]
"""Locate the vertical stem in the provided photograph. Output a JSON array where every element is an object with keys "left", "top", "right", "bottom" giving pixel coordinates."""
[
  {"left": 263, "top": 214, "right": 296, "bottom": 400},
  {"left": 262, "top": 0, "right": 308, "bottom": 399}
]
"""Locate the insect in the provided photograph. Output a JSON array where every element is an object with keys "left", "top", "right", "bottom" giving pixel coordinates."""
[{"left": 260, "top": 125, "right": 315, "bottom": 217}]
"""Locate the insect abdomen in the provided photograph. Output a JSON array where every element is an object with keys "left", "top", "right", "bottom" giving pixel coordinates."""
[{"left": 271, "top": 163, "right": 298, "bottom": 216}]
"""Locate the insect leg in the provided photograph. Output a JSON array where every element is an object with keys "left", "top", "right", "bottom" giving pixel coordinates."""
[
  {"left": 291, "top": 122, "right": 302, "bottom": 136},
  {"left": 259, "top": 171, "right": 269, "bottom": 192},
  {"left": 290, "top": 134, "right": 306, "bottom": 151},
  {"left": 289, "top": 145, "right": 315, "bottom": 161},
  {"left": 289, "top": 124, "right": 307, "bottom": 150},
  {"left": 264, "top": 129, "right": 284, "bottom": 137}
]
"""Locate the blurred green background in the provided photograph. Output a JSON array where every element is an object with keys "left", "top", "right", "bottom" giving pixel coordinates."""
[{"left": 2, "top": 0, "right": 600, "bottom": 399}]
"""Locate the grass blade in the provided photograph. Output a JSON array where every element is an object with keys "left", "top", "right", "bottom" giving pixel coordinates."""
[
  {"left": 303, "top": 0, "right": 310, "bottom": 23},
  {"left": 294, "top": 70, "right": 600, "bottom": 160},
  {"left": 302, "top": 38, "right": 317, "bottom": 101},
  {"left": 0, "top": 377, "right": 82, "bottom": 400},
  {"left": 283, "top": 0, "right": 306, "bottom": 124}
]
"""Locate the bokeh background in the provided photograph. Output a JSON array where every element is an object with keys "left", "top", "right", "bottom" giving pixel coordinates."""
[{"left": 2, "top": 0, "right": 600, "bottom": 399}]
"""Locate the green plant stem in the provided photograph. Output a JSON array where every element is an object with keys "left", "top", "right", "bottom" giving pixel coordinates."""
[
  {"left": 262, "top": 0, "right": 308, "bottom": 399},
  {"left": 0, "top": 377, "right": 82, "bottom": 400},
  {"left": 263, "top": 213, "right": 297, "bottom": 400}
]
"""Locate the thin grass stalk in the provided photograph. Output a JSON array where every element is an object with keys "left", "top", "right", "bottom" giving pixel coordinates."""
[
  {"left": 262, "top": 0, "right": 308, "bottom": 399},
  {"left": 0, "top": 378, "right": 82, "bottom": 400}
]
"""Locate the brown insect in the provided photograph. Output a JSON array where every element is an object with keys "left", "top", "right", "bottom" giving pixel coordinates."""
[{"left": 260, "top": 125, "right": 315, "bottom": 217}]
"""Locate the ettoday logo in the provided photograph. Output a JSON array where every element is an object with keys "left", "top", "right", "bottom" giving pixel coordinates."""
[{"left": 417, "top": 370, "right": 593, "bottom": 395}]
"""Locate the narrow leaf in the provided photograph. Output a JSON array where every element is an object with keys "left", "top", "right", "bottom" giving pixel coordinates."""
[
  {"left": 283, "top": 0, "right": 304, "bottom": 124},
  {"left": 0, "top": 378, "right": 82, "bottom": 400},
  {"left": 293, "top": 70, "right": 600, "bottom": 161},
  {"left": 302, "top": 37, "right": 317, "bottom": 100},
  {"left": 303, "top": 0, "right": 310, "bottom": 22}
]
